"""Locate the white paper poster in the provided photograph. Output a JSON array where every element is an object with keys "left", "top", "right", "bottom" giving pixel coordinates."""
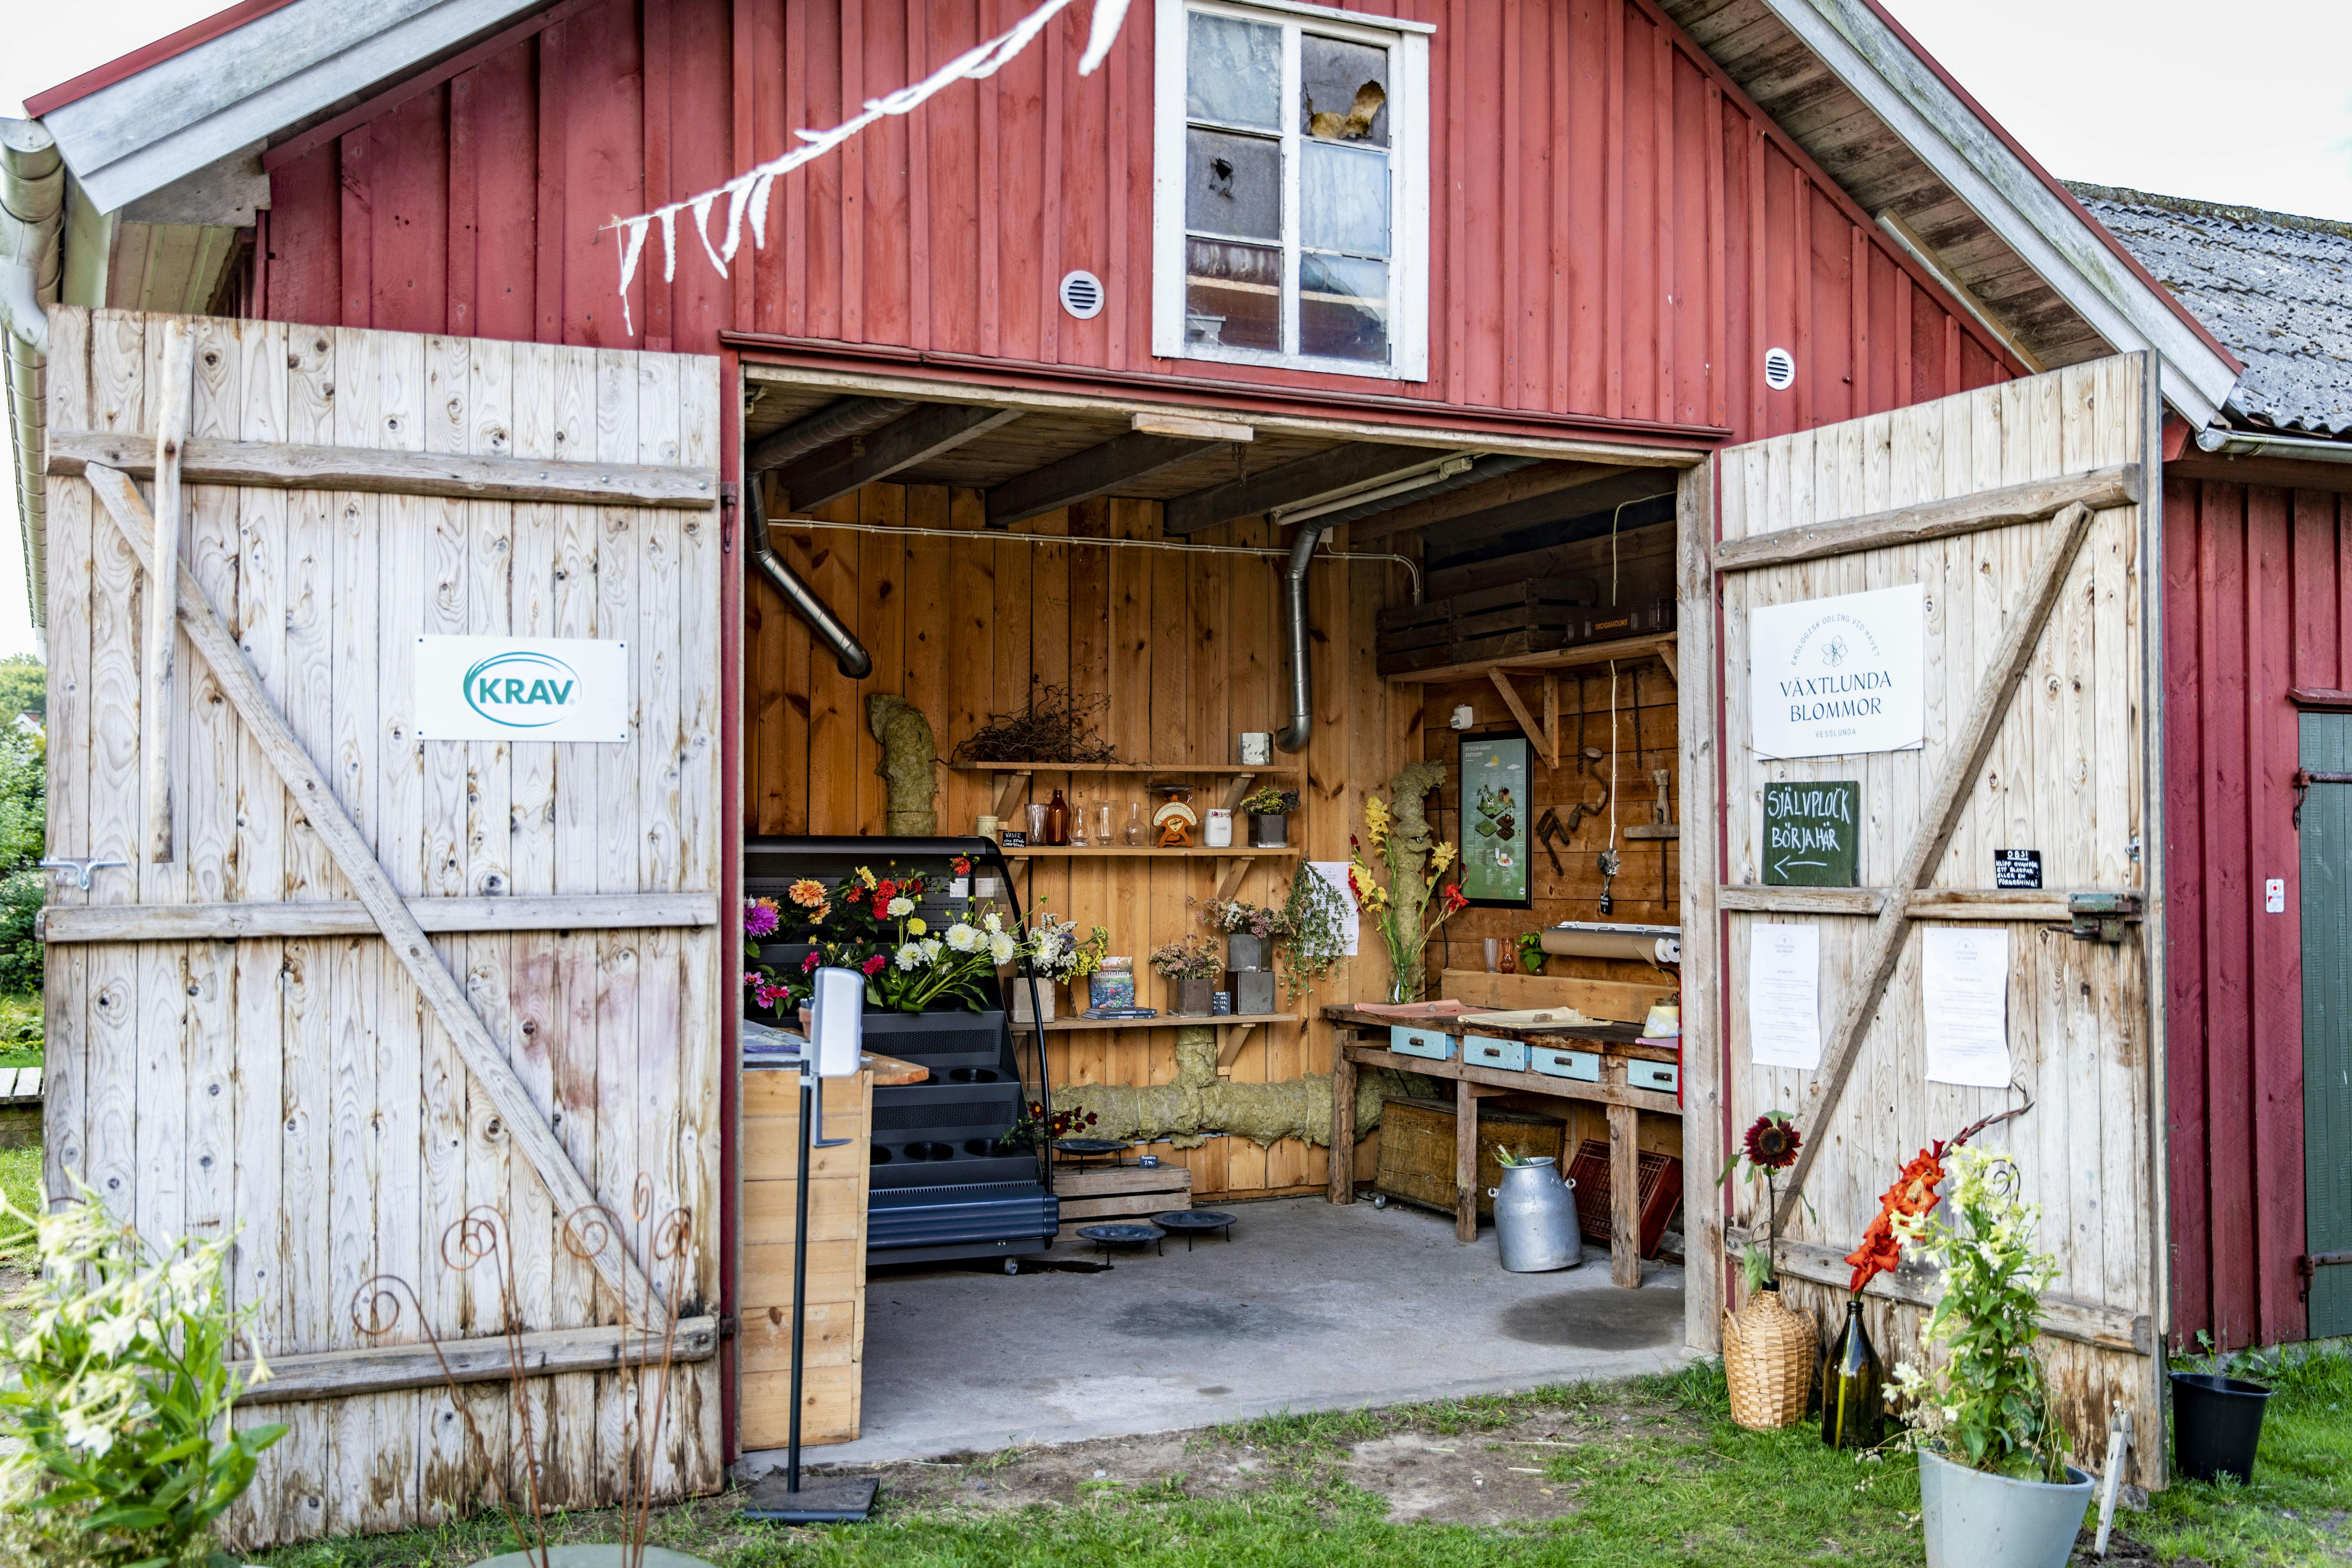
[
  {"left": 1749, "top": 583, "right": 1926, "bottom": 759},
  {"left": 1747, "top": 922, "right": 1822, "bottom": 1070},
  {"left": 1922, "top": 925, "right": 2013, "bottom": 1087},
  {"left": 414, "top": 635, "right": 632, "bottom": 743},
  {"left": 1308, "top": 861, "right": 1360, "bottom": 956}
]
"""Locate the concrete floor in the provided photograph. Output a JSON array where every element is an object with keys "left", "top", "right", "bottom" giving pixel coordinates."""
[{"left": 745, "top": 1194, "right": 1692, "bottom": 1469}]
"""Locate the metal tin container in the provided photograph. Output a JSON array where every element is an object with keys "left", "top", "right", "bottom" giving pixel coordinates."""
[{"left": 1487, "top": 1157, "right": 1582, "bottom": 1272}]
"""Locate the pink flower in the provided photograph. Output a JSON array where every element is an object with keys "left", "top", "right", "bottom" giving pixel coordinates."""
[
  {"left": 744, "top": 899, "right": 781, "bottom": 939},
  {"left": 801, "top": 952, "right": 821, "bottom": 974},
  {"left": 861, "top": 954, "right": 886, "bottom": 976}
]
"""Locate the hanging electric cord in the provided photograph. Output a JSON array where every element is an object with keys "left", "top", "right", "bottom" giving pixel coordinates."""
[
  {"left": 769, "top": 513, "right": 1425, "bottom": 601},
  {"left": 1608, "top": 660, "right": 1619, "bottom": 854},
  {"left": 1609, "top": 492, "right": 1675, "bottom": 603}
]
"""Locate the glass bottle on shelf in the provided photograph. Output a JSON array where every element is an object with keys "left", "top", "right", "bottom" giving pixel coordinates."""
[
  {"left": 1123, "top": 801, "right": 1146, "bottom": 846},
  {"left": 1096, "top": 801, "right": 1114, "bottom": 845},
  {"left": 1043, "top": 788, "right": 1070, "bottom": 847},
  {"left": 1068, "top": 787, "right": 1090, "bottom": 846}
]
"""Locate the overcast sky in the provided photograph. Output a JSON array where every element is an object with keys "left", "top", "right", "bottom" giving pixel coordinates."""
[{"left": 5, "top": 0, "right": 2352, "bottom": 662}]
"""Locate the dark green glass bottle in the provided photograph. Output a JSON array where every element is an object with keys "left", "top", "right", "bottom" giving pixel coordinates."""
[{"left": 1820, "top": 1297, "right": 1884, "bottom": 1448}]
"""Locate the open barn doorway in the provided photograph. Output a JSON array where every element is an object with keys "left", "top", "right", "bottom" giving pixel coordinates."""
[{"left": 724, "top": 361, "right": 1703, "bottom": 1462}]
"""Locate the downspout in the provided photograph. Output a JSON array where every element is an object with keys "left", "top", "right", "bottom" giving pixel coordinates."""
[
  {"left": 2194, "top": 424, "right": 2352, "bottom": 465},
  {"left": 2, "top": 118, "right": 64, "bottom": 654},
  {"left": 745, "top": 478, "right": 872, "bottom": 680}
]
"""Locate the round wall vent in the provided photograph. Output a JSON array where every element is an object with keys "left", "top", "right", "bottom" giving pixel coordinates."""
[
  {"left": 1060, "top": 270, "right": 1106, "bottom": 320},
  {"left": 1763, "top": 346, "right": 1797, "bottom": 391}
]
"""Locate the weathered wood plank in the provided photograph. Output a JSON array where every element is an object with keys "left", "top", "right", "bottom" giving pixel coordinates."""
[
  {"left": 47, "top": 430, "right": 720, "bottom": 509},
  {"left": 80, "top": 461, "right": 661, "bottom": 1322},
  {"left": 234, "top": 1316, "right": 719, "bottom": 1405},
  {"left": 1711, "top": 465, "right": 2137, "bottom": 573},
  {"left": 144, "top": 324, "right": 193, "bottom": 863},
  {"left": 777, "top": 402, "right": 1021, "bottom": 512}
]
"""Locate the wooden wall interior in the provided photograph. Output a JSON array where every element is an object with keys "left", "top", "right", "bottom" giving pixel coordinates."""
[
  {"left": 1714, "top": 360, "right": 2163, "bottom": 1481},
  {"left": 257, "top": 0, "right": 2019, "bottom": 442},
  {"left": 744, "top": 475, "right": 1417, "bottom": 1196},
  {"left": 2161, "top": 475, "right": 2352, "bottom": 1349},
  {"left": 41, "top": 310, "right": 723, "bottom": 1545}
]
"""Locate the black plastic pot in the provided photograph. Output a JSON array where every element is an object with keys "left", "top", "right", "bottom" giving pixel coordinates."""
[{"left": 2171, "top": 1372, "right": 2271, "bottom": 1483}]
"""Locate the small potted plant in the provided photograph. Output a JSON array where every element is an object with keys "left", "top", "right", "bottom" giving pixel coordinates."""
[
  {"left": 1239, "top": 785, "right": 1300, "bottom": 848},
  {"left": 1015, "top": 908, "right": 1109, "bottom": 1023},
  {"left": 1192, "top": 895, "right": 1290, "bottom": 973},
  {"left": 1515, "top": 931, "right": 1548, "bottom": 976},
  {"left": 1149, "top": 932, "right": 1223, "bottom": 1016},
  {"left": 1890, "top": 1147, "right": 2093, "bottom": 1568}
]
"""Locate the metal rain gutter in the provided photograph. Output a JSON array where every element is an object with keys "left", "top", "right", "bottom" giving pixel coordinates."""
[
  {"left": 2194, "top": 425, "right": 2352, "bottom": 466},
  {"left": 745, "top": 480, "right": 872, "bottom": 680},
  {"left": 1, "top": 118, "right": 65, "bottom": 649}
]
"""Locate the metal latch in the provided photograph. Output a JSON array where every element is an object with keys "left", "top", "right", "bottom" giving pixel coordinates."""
[
  {"left": 2297, "top": 1250, "right": 2352, "bottom": 1303},
  {"left": 2068, "top": 892, "right": 2144, "bottom": 943},
  {"left": 38, "top": 856, "right": 126, "bottom": 891},
  {"left": 2294, "top": 768, "right": 2352, "bottom": 829}
]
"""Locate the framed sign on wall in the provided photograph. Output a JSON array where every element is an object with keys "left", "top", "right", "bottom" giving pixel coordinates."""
[{"left": 1458, "top": 733, "right": 1532, "bottom": 908}]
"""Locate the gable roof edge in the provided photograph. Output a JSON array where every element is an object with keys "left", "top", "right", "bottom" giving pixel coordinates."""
[{"left": 1768, "top": 0, "right": 2241, "bottom": 425}]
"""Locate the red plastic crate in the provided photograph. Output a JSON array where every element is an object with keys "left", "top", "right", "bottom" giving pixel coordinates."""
[{"left": 1566, "top": 1139, "right": 1683, "bottom": 1258}]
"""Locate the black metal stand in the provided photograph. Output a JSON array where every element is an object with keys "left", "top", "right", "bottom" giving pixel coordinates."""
[{"left": 742, "top": 1068, "right": 876, "bottom": 1525}]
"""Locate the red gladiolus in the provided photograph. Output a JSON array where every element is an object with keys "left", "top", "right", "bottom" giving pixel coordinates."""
[{"left": 1845, "top": 1148, "right": 1946, "bottom": 1294}]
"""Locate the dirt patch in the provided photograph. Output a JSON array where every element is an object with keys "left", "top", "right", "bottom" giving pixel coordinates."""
[{"left": 1, "top": 1259, "right": 30, "bottom": 1335}]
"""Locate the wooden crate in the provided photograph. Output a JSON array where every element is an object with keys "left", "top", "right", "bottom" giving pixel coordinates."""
[
  {"left": 1376, "top": 578, "right": 1597, "bottom": 672},
  {"left": 1374, "top": 1097, "right": 1565, "bottom": 1219},
  {"left": 1565, "top": 1138, "right": 1682, "bottom": 1258},
  {"left": 1050, "top": 1163, "right": 1193, "bottom": 1244},
  {"left": 740, "top": 1068, "right": 873, "bottom": 1449}
]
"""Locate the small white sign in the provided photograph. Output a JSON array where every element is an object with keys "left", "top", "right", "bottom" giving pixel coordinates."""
[
  {"left": 1922, "top": 926, "right": 2012, "bottom": 1088},
  {"left": 1750, "top": 583, "right": 1926, "bottom": 759},
  {"left": 415, "top": 635, "right": 630, "bottom": 743},
  {"left": 1308, "top": 860, "right": 1360, "bottom": 957},
  {"left": 2265, "top": 878, "right": 2286, "bottom": 914},
  {"left": 1747, "top": 921, "right": 1821, "bottom": 1071}
]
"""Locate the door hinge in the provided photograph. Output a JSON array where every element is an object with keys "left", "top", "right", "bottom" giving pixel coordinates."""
[
  {"left": 720, "top": 480, "right": 739, "bottom": 554},
  {"left": 2294, "top": 768, "right": 2352, "bottom": 829},
  {"left": 2068, "top": 892, "right": 2144, "bottom": 944},
  {"left": 718, "top": 1312, "right": 739, "bottom": 1340},
  {"left": 2297, "top": 1251, "right": 2352, "bottom": 1303}
]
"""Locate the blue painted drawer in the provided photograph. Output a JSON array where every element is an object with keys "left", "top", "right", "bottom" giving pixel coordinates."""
[
  {"left": 1529, "top": 1047, "right": 1601, "bottom": 1082},
  {"left": 1388, "top": 1024, "right": 1456, "bottom": 1062},
  {"left": 1462, "top": 1034, "right": 1527, "bottom": 1072},
  {"left": 1628, "top": 1059, "right": 1680, "bottom": 1094}
]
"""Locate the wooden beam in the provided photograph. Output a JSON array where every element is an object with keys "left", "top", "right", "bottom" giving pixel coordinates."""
[
  {"left": 1779, "top": 502, "right": 2097, "bottom": 1209},
  {"left": 1657, "top": 643, "right": 1677, "bottom": 684},
  {"left": 1329, "top": 1042, "right": 1358, "bottom": 1202},
  {"left": 778, "top": 402, "right": 1023, "bottom": 512},
  {"left": 1387, "top": 631, "right": 1677, "bottom": 687},
  {"left": 1543, "top": 674, "right": 1560, "bottom": 768},
  {"left": 146, "top": 322, "right": 192, "bottom": 864},
  {"left": 1130, "top": 410, "right": 1253, "bottom": 442},
  {"left": 234, "top": 1316, "right": 719, "bottom": 1405},
  {"left": 81, "top": 463, "right": 664, "bottom": 1323},
  {"left": 985, "top": 433, "right": 1207, "bottom": 528},
  {"left": 1211, "top": 854, "right": 1259, "bottom": 902},
  {"left": 1487, "top": 670, "right": 1557, "bottom": 768},
  {"left": 49, "top": 431, "right": 721, "bottom": 508},
  {"left": 1349, "top": 461, "right": 1625, "bottom": 542},
  {"left": 1163, "top": 442, "right": 1453, "bottom": 536},
  {"left": 1718, "top": 885, "right": 1890, "bottom": 916},
  {"left": 1421, "top": 469, "right": 1680, "bottom": 556},
  {"left": 1609, "top": 1100, "right": 1642, "bottom": 1287},
  {"left": 1712, "top": 465, "right": 2136, "bottom": 573},
  {"left": 42, "top": 892, "right": 720, "bottom": 944},
  {"left": 1215, "top": 1021, "right": 1260, "bottom": 1071}
]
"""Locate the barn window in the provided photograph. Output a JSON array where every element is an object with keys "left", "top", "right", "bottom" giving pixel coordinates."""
[{"left": 1153, "top": 0, "right": 1432, "bottom": 380}]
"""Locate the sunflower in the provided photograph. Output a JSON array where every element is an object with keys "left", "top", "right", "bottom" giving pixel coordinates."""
[{"left": 1742, "top": 1112, "right": 1801, "bottom": 1171}]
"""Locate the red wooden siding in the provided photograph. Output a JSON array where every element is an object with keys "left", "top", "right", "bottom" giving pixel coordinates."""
[
  {"left": 259, "top": 0, "right": 2017, "bottom": 440},
  {"left": 2163, "top": 476, "right": 2352, "bottom": 1349}
]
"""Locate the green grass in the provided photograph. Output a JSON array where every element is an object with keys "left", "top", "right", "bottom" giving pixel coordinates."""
[
  {"left": 0, "top": 991, "right": 39, "bottom": 1069},
  {"left": 250, "top": 1351, "right": 2352, "bottom": 1568},
  {"left": 0, "top": 1144, "right": 37, "bottom": 1261}
]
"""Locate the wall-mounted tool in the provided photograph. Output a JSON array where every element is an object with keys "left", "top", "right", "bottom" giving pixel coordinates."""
[
  {"left": 1650, "top": 768, "right": 1672, "bottom": 827},
  {"left": 1597, "top": 847, "right": 1622, "bottom": 916},
  {"left": 1563, "top": 749, "right": 1609, "bottom": 833}
]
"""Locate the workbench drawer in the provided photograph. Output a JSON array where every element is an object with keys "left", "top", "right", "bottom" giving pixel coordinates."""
[
  {"left": 1388, "top": 1025, "right": 1456, "bottom": 1062},
  {"left": 1461, "top": 1035, "right": 1527, "bottom": 1072},
  {"left": 1627, "top": 1059, "right": 1679, "bottom": 1094},
  {"left": 1529, "top": 1047, "right": 1601, "bottom": 1082}
]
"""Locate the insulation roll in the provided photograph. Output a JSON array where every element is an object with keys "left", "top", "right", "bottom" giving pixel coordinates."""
[{"left": 1539, "top": 924, "right": 1681, "bottom": 965}]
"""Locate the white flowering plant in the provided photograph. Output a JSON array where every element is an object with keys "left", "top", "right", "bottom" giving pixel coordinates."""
[
  {"left": 873, "top": 897, "right": 1012, "bottom": 1014},
  {"left": 1019, "top": 909, "right": 1109, "bottom": 985},
  {"left": 0, "top": 1182, "right": 287, "bottom": 1568},
  {"left": 1886, "top": 1146, "right": 2073, "bottom": 1482}
]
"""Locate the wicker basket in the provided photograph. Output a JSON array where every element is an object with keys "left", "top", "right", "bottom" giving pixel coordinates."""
[{"left": 1722, "top": 1290, "right": 1817, "bottom": 1430}]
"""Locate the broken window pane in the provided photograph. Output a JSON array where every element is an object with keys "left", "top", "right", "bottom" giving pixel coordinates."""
[
  {"left": 1186, "top": 238, "right": 1282, "bottom": 352},
  {"left": 1300, "top": 35, "right": 1389, "bottom": 147},
  {"left": 1186, "top": 128, "right": 1282, "bottom": 241},
  {"left": 1300, "top": 254, "right": 1388, "bottom": 363},
  {"left": 1302, "top": 142, "right": 1389, "bottom": 258},
  {"left": 1188, "top": 11, "right": 1280, "bottom": 129}
]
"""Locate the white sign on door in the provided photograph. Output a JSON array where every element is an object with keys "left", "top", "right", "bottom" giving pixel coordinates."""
[
  {"left": 415, "top": 636, "right": 631, "bottom": 743},
  {"left": 1749, "top": 583, "right": 1925, "bottom": 759}
]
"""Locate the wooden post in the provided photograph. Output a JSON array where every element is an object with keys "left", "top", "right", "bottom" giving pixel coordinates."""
[
  {"left": 1608, "top": 1101, "right": 1641, "bottom": 1288},
  {"left": 145, "top": 321, "right": 193, "bottom": 863},
  {"left": 1454, "top": 1073, "right": 1478, "bottom": 1242},
  {"left": 1328, "top": 1037, "right": 1356, "bottom": 1204}
]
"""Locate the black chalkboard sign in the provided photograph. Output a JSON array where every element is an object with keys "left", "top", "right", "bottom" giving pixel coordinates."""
[
  {"left": 1994, "top": 849, "right": 2042, "bottom": 889},
  {"left": 1762, "top": 781, "right": 1860, "bottom": 887}
]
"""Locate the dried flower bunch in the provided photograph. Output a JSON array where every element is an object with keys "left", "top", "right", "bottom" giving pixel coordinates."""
[
  {"left": 950, "top": 679, "right": 1119, "bottom": 763},
  {"left": 1237, "top": 785, "right": 1301, "bottom": 816},
  {"left": 1147, "top": 932, "right": 1224, "bottom": 981},
  {"left": 1193, "top": 896, "right": 1292, "bottom": 942}
]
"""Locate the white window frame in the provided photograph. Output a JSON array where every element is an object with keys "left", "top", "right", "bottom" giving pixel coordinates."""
[{"left": 1151, "top": 0, "right": 1432, "bottom": 382}]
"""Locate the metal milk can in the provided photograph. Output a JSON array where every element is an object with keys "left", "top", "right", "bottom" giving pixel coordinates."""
[{"left": 1488, "top": 1158, "right": 1583, "bottom": 1272}]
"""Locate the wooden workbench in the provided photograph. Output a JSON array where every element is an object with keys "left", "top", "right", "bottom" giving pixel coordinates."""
[{"left": 1323, "top": 1006, "right": 1679, "bottom": 1287}]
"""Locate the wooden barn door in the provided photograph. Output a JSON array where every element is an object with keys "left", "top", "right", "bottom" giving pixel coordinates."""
[
  {"left": 1680, "top": 353, "right": 2169, "bottom": 1483},
  {"left": 40, "top": 308, "right": 724, "bottom": 1543}
]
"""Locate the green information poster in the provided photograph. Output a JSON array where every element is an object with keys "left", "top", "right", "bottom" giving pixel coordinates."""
[
  {"left": 1460, "top": 735, "right": 1532, "bottom": 907},
  {"left": 1762, "top": 780, "right": 1860, "bottom": 887}
]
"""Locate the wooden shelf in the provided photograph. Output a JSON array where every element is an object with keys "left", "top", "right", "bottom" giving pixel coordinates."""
[
  {"left": 949, "top": 761, "right": 1300, "bottom": 775},
  {"left": 1001, "top": 846, "right": 1297, "bottom": 858},
  {"left": 1040, "top": 1012, "right": 1298, "bottom": 1031},
  {"left": 1622, "top": 823, "right": 1679, "bottom": 840},
  {"left": 1387, "top": 631, "right": 1676, "bottom": 686}
]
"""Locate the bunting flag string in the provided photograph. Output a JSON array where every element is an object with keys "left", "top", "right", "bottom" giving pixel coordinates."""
[{"left": 608, "top": 0, "right": 1133, "bottom": 334}]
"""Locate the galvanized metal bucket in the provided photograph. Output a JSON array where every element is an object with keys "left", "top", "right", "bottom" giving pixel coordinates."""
[
  {"left": 1487, "top": 1158, "right": 1583, "bottom": 1271},
  {"left": 1918, "top": 1449, "right": 2093, "bottom": 1568}
]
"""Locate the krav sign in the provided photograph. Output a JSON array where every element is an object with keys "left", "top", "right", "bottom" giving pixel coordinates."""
[
  {"left": 1749, "top": 584, "right": 1925, "bottom": 759},
  {"left": 415, "top": 636, "right": 631, "bottom": 742}
]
